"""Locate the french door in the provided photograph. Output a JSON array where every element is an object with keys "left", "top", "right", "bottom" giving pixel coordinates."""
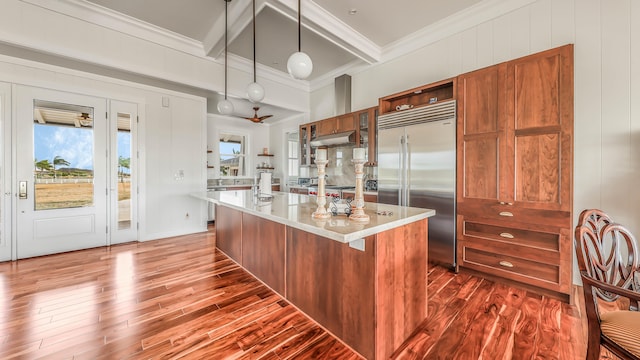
[
  {"left": 14, "top": 86, "right": 137, "bottom": 258},
  {"left": 108, "top": 100, "right": 138, "bottom": 245}
]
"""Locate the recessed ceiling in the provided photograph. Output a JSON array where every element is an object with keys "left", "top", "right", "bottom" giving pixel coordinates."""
[
  {"left": 85, "top": 0, "right": 484, "bottom": 80},
  {"left": 80, "top": 0, "right": 487, "bottom": 123}
]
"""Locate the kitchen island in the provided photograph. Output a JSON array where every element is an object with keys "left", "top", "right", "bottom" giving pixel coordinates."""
[{"left": 191, "top": 190, "right": 435, "bottom": 360}]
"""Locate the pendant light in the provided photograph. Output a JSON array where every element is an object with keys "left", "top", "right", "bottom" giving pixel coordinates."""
[
  {"left": 287, "top": 0, "right": 313, "bottom": 80},
  {"left": 246, "top": 0, "right": 265, "bottom": 103},
  {"left": 217, "top": 0, "right": 234, "bottom": 115}
]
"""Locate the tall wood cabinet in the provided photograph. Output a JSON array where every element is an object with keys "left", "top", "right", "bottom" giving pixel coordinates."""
[{"left": 456, "top": 45, "right": 574, "bottom": 300}]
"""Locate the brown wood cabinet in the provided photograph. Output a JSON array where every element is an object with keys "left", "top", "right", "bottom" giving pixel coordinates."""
[
  {"left": 216, "top": 203, "right": 429, "bottom": 360},
  {"left": 379, "top": 78, "right": 455, "bottom": 115},
  {"left": 215, "top": 206, "right": 243, "bottom": 262},
  {"left": 299, "top": 122, "right": 316, "bottom": 166},
  {"left": 299, "top": 107, "right": 378, "bottom": 166},
  {"left": 316, "top": 114, "right": 357, "bottom": 137},
  {"left": 456, "top": 44, "right": 574, "bottom": 300},
  {"left": 357, "top": 107, "right": 378, "bottom": 166}
]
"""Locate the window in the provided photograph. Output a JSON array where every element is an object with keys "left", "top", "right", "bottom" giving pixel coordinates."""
[
  {"left": 33, "top": 100, "right": 95, "bottom": 210},
  {"left": 287, "top": 132, "right": 299, "bottom": 177},
  {"left": 219, "top": 133, "right": 246, "bottom": 177}
]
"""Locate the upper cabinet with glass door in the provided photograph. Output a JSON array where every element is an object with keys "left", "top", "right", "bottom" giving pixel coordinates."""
[{"left": 357, "top": 106, "right": 378, "bottom": 166}]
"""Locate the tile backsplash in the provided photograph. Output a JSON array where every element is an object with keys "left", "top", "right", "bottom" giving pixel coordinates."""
[{"left": 323, "top": 146, "right": 376, "bottom": 186}]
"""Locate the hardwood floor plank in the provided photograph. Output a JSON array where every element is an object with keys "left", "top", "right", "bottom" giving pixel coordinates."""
[
  {"left": 0, "top": 228, "right": 597, "bottom": 359},
  {"left": 512, "top": 292, "right": 542, "bottom": 359},
  {"left": 419, "top": 279, "right": 495, "bottom": 359},
  {"left": 448, "top": 281, "right": 506, "bottom": 358},
  {"left": 478, "top": 285, "right": 526, "bottom": 360},
  {"left": 534, "top": 296, "right": 562, "bottom": 359}
]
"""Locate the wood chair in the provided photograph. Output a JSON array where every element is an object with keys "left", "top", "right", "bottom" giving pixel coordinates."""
[{"left": 574, "top": 209, "right": 640, "bottom": 360}]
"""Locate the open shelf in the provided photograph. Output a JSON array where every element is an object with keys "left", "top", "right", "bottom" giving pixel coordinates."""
[{"left": 379, "top": 78, "right": 455, "bottom": 115}]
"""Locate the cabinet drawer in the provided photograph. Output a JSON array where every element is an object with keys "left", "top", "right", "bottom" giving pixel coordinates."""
[
  {"left": 457, "top": 201, "right": 570, "bottom": 229},
  {"left": 460, "top": 245, "right": 560, "bottom": 286},
  {"left": 463, "top": 221, "right": 559, "bottom": 251}
]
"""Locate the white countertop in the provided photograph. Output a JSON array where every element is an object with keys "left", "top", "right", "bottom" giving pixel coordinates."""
[{"left": 191, "top": 190, "right": 434, "bottom": 243}]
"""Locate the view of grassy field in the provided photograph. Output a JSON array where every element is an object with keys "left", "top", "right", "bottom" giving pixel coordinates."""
[{"left": 35, "top": 182, "right": 131, "bottom": 210}]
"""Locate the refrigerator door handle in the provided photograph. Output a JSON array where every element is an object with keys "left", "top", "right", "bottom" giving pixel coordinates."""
[
  {"left": 398, "top": 135, "right": 404, "bottom": 206},
  {"left": 405, "top": 134, "right": 411, "bottom": 206}
]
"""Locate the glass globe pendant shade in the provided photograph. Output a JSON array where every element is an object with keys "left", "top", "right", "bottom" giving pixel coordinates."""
[
  {"left": 246, "top": 82, "right": 265, "bottom": 103},
  {"left": 217, "top": 98, "right": 234, "bottom": 115},
  {"left": 287, "top": 51, "right": 313, "bottom": 80}
]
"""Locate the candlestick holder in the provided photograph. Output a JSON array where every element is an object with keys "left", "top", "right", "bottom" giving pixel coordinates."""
[
  {"left": 349, "top": 158, "right": 370, "bottom": 222},
  {"left": 312, "top": 159, "right": 331, "bottom": 219}
]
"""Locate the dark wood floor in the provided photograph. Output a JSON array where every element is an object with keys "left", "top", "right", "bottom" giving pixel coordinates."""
[{"left": 0, "top": 228, "right": 617, "bottom": 359}]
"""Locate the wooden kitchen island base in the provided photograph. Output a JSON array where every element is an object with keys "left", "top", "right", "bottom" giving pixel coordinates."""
[{"left": 215, "top": 205, "right": 428, "bottom": 360}]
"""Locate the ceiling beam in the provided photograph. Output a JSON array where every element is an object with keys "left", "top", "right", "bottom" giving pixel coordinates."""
[
  {"left": 268, "top": 0, "right": 380, "bottom": 64},
  {"left": 203, "top": 0, "right": 254, "bottom": 59},
  {"left": 204, "top": 0, "right": 381, "bottom": 64}
]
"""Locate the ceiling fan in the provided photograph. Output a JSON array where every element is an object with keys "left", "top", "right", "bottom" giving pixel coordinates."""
[
  {"left": 77, "top": 112, "right": 92, "bottom": 127},
  {"left": 243, "top": 106, "right": 273, "bottom": 123}
]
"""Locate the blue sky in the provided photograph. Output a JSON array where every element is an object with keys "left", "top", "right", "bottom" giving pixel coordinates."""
[
  {"left": 34, "top": 124, "right": 131, "bottom": 172},
  {"left": 219, "top": 141, "right": 241, "bottom": 160}
]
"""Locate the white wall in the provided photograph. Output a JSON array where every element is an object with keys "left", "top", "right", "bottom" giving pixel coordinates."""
[
  {"left": 268, "top": 114, "right": 307, "bottom": 188},
  {"left": 0, "top": 55, "right": 208, "bottom": 257},
  {"left": 311, "top": 0, "right": 640, "bottom": 283}
]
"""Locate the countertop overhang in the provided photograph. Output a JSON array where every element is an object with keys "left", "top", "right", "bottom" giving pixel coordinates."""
[{"left": 191, "top": 190, "right": 434, "bottom": 243}]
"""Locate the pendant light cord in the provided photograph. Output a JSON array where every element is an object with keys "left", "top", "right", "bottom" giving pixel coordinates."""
[
  {"left": 224, "top": 0, "right": 229, "bottom": 100},
  {"left": 297, "top": 0, "right": 301, "bottom": 52},
  {"left": 252, "top": 0, "right": 256, "bottom": 82}
]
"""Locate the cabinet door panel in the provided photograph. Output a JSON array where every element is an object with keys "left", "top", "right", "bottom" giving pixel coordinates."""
[
  {"left": 462, "top": 137, "right": 499, "bottom": 200},
  {"left": 459, "top": 66, "right": 500, "bottom": 135},
  {"left": 216, "top": 206, "right": 243, "bottom": 262},
  {"left": 515, "top": 132, "right": 560, "bottom": 204},
  {"left": 336, "top": 114, "right": 356, "bottom": 132},
  {"left": 317, "top": 118, "right": 336, "bottom": 136},
  {"left": 513, "top": 53, "right": 562, "bottom": 129},
  {"left": 507, "top": 45, "right": 573, "bottom": 211},
  {"left": 242, "top": 213, "right": 285, "bottom": 294}
]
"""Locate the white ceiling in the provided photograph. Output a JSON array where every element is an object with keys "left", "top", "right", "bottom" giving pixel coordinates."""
[{"left": 83, "top": 0, "right": 484, "bottom": 122}]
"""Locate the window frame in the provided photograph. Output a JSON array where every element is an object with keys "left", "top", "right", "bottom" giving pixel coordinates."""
[{"left": 218, "top": 131, "right": 249, "bottom": 178}]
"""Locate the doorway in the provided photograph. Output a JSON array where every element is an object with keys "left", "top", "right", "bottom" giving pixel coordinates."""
[{"left": 14, "top": 86, "right": 137, "bottom": 258}]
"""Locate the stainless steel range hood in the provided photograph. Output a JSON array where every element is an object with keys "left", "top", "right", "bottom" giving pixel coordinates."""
[{"left": 310, "top": 131, "right": 356, "bottom": 147}]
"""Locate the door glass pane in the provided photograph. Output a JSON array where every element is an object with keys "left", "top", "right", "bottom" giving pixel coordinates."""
[
  {"left": 117, "top": 113, "right": 132, "bottom": 229},
  {"left": 33, "top": 100, "right": 94, "bottom": 210}
]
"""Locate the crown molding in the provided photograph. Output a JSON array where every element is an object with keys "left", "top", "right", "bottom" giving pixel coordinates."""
[
  {"left": 381, "top": 0, "right": 538, "bottom": 61},
  {"left": 21, "top": 0, "right": 206, "bottom": 57}
]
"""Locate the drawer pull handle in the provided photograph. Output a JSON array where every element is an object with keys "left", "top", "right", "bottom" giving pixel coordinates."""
[
  {"left": 499, "top": 261, "right": 514, "bottom": 268},
  {"left": 500, "top": 232, "right": 514, "bottom": 239},
  {"left": 499, "top": 211, "right": 514, "bottom": 217},
  {"left": 499, "top": 201, "right": 513, "bottom": 206}
]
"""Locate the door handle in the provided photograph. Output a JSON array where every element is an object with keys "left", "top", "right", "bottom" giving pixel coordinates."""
[{"left": 19, "top": 181, "right": 27, "bottom": 199}]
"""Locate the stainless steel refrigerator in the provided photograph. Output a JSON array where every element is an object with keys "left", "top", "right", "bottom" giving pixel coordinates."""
[{"left": 377, "top": 100, "right": 456, "bottom": 270}]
